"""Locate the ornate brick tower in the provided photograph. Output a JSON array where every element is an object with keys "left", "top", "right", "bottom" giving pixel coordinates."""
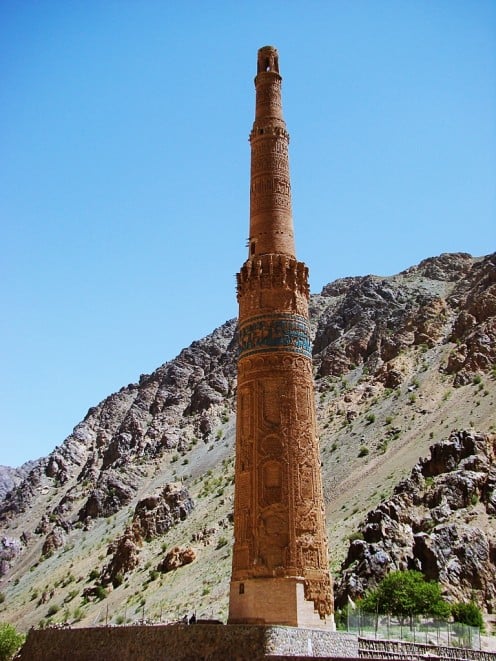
[{"left": 228, "top": 46, "right": 334, "bottom": 628}]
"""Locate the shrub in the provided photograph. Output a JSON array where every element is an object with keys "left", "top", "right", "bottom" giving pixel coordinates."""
[
  {"left": 88, "top": 569, "right": 100, "bottom": 581},
  {"left": 47, "top": 604, "right": 59, "bottom": 616},
  {"left": 216, "top": 536, "right": 228, "bottom": 550},
  {"left": 451, "top": 601, "right": 484, "bottom": 629},
  {"left": 94, "top": 585, "right": 107, "bottom": 601},
  {"left": 113, "top": 573, "right": 124, "bottom": 588},
  {"left": 361, "top": 570, "right": 450, "bottom": 621},
  {"left": 358, "top": 446, "right": 369, "bottom": 457},
  {"left": 365, "top": 413, "right": 375, "bottom": 424},
  {"left": 0, "top": 623, "right": 25, "bottom": 660},
  {"left": 63, "top": 589, "right": 78, "bottom": 603},
  {"left": 334, "top": 605, "right": 350, "bottom": 630},
  {"left": 72, "top": 606, "right": 83, "bottom": 622}
]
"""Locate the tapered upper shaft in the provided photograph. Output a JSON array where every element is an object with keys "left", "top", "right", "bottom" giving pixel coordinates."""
[{"left": 248, "top": 46, "right": 295, "bottom": 259}]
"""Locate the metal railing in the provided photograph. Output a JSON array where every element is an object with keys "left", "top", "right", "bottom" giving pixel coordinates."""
[{"left": 347, "top": 609, "right": 481, "bottom": 651}]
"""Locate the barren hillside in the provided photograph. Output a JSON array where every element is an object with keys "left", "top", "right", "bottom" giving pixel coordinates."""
[{"left": 0, "top": 252, "right": 494, "bottom": 632}]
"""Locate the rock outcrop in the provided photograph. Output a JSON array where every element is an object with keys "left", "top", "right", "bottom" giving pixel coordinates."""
[
  {"left": 0, "top": 460, "right": 38, "bottom": 500},
  {"left": 0, "top": 536, "right": 22, "bottom": 576},
  {"left": 314, "top": 252, "right": 496, "bottom": 384},
  {"left": 100, "top": 483, "right": 194, "bottom": 586},
  {"left": 101, "top": 526, "right": 142, "bottom": 587},
  {"left": 157, "top": 546, "right": 196, "bottom": 573},
  {"left": 132, "top": 483, "right": 194, "bottom": 541},
  {"left": 335, "top": 431, "right": 496, "bottom": 612}
]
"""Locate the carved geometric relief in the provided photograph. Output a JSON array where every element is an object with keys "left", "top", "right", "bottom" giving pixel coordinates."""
[
  {"left": 260, "top": 433, "right": 282, "bottom": 456},
  {"left": 298, "top": 461, "right": 315, "bottom": 502},
  {"left": 304, "top": 572, "right": 334, "bottom": 617},
  {"left": 262, "top": 459, "right": 282, "bottom": 505},
  {"left": 250, "top": 138, "right": 288, "bottom": 158},
  {"left": 239, "top": 386, "right": 253, "bottom": 441},
  {"left": 295, "top": 505, "right": 317, "bottom": 536},
  {"left": 251, "top": 192, "right": 291, "bottom": 213},
  {"left": 302, "top": 545, "right": 319, "bottom": 570},
  {"left": 257, "top": 504, "right": 289, "bottom": 569},
  {"left": 295, "top": 384, "right": 311, "bottom": 420},
  {"left": 239, "top": 437, "right": 253, "bottom": 473},
  {"left": 251, "top": 154, "right": 288, "bottom": 174},
  {"left": 262, "top": 380, "right": 280, "bottom": 425},
  {"left": 255, "top": 80, "right": 282, "bottom": 106},
  {"left": 236, "top": 471, "right": 251, "bottom": 509},
  {"left": 230, "top": 46, "right": 334, "bottom": 622}
]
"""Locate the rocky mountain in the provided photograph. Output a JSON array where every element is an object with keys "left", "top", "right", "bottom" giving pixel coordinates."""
[
  {"left": 0, "top": 251, "right": 494, "bottom": 633},
  {"left": 335, "top": 430, "right": 496, "bottom": 611},
  {"left": 0, "top": 460, "right": 39, "bottom": 500}
]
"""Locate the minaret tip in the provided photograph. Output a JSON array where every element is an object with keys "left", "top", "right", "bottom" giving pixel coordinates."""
[{"left": 257, "top": 45, "right": 279, "bottom": 74}]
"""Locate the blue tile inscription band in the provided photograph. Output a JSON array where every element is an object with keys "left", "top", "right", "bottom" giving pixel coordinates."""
[{"left": 238, "top": 313, "right": 312, "bottom": 359}]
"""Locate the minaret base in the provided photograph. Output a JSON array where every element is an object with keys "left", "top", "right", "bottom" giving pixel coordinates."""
[{"left": 228, "top": 578, "right": 335, "bottom": 630}]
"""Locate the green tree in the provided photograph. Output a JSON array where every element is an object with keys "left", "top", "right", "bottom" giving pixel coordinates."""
[
  {"left": 361, "top": 570, "right": 450, "bottom": 622},
  {"left": 0, "top": 623, "right": 25, "bottom": 661},
  {"left": 451, "top": 601, "right": 484, "bottom": 630}
]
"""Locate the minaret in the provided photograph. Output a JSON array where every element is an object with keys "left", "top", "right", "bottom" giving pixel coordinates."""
[{"left": 228, "top": 46, "right": 334, "bottom": 628}]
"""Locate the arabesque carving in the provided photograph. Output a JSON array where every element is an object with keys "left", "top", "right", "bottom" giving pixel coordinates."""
[{"left": 229, "top": 46, "right": 334, "bottom": 626}]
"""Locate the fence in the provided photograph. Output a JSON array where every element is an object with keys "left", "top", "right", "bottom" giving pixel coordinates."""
[{"left": 348, "top": 609, "right": 481, "bottom": 651}]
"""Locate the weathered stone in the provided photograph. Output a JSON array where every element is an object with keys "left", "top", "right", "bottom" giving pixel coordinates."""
[
  {"left": 101, "top": 527, "right": 141, "bottom": 586},
  {"left": 157, "top": 545, "right": 196, "bottom": 572},
  {"left": 41, "top": 527, "right": 65, "bottom": 557},
  {"left": 132, "top": 482, "right": 194, "bottom": 540}
]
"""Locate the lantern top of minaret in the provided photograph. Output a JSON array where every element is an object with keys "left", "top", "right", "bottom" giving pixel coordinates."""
[{"left": 257, "top": 45, "right": 280, "bottom": 74}]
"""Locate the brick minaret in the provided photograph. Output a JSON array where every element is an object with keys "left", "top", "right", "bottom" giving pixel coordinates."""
[{"left": 228, "top": 46, "right": 334, "bottom": 628}]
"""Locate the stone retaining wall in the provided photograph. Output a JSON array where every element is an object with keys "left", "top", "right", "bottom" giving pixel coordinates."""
[
  {"left": 18, "top": 624, "right": 359, "bottom": 660},
  {"left": 20, "top": 625, "right": 496, "bottom": 660}
]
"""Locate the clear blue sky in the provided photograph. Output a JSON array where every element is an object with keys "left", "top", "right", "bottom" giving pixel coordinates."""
[{"left": 1, "top": 1, "right": 495, "bottom": 467}]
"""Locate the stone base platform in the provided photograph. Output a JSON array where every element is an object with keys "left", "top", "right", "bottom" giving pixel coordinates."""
[
  {"left": 18, "top": 623, "right": 360, "bottom": 660},
  {"left": 229, "top": 578, "right": 335, "bottom": 629}
]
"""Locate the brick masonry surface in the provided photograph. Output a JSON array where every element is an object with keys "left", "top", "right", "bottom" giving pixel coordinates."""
[{"left": 230, "top": 45, "right": 333, "bottom": 628}]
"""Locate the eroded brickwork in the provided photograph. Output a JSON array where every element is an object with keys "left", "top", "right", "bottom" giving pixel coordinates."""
[{"left": 229, "top": 46, "right": 334, "bottom": 627}]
